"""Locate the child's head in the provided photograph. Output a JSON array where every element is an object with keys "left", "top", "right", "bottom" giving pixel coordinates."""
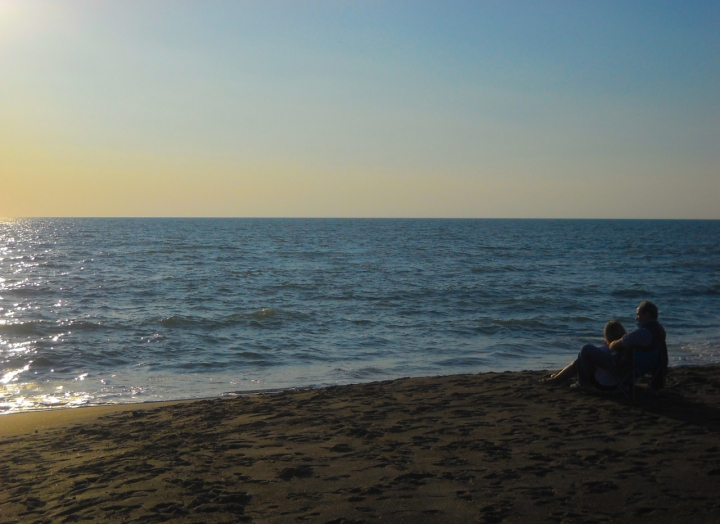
[{"left": 604, "top": 320, "right": 626, "bottom": 344}]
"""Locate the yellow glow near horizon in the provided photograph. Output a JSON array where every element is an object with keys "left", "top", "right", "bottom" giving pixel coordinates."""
[{"left": 4, "top": 123, "right": 718, "bottom": 219}]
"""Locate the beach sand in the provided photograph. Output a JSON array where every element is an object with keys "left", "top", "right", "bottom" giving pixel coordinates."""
[{"left": 1, "top": 366, "right": 719, "bottom": 523}]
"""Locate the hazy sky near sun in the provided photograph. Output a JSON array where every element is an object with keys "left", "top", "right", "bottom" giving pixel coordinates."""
[{"left": 1, "top": 1, "right": 719, "bottom": 218}]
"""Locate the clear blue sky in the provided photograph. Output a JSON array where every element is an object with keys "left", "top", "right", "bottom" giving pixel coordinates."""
[{"left": 2, "top": 1, "right": 718, "bottom": 217}]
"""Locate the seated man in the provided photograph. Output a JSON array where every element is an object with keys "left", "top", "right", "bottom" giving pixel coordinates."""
[{"left": 576, "top": 301, "right": 667, "bottom": 390}]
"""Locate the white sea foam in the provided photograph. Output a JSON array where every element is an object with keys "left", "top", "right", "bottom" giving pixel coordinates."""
[{"left": 673, "top": 340, "right": 720, "bottom": 366}]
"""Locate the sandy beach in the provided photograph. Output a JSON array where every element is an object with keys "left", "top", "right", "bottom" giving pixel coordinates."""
[{"left": 1, "top": 366, "right": 719, "bottom": 523}]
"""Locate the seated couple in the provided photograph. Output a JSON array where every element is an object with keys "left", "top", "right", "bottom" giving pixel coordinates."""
[{"left": 543, "top": 301, "right": 668, "bottom": 391}]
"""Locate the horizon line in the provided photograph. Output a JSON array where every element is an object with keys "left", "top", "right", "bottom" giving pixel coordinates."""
[{"left": 3, "top": 216, "right": 719, "bottom": 221}]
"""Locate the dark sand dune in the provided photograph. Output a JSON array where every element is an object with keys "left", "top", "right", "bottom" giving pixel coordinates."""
[{"left": 1, "top": 366, "right": 720, "bottom": 523}]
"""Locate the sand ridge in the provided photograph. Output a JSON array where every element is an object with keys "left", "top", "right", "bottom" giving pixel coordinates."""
[{"left": 1, "top": 366, "right": 720, "bottom": 523}]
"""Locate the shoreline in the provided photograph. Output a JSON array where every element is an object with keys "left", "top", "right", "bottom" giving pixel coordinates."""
[
  {"left": 2, "top": 365, "right": 720, "bottom": 522},
  {"left": 3, "top": 359, "right": 715, "bottom": 419}
]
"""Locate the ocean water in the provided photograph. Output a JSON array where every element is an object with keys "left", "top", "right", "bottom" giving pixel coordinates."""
[{"left": 1, "top": 218, "right": 719, "bottom": 413}]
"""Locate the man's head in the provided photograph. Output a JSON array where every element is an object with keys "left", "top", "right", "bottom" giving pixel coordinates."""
[
  {"left": 636, "top": 301, "right": 659, "bottom": 322},
  {"left": 603, "top": 320, "right": 627, "bottom": 344}
]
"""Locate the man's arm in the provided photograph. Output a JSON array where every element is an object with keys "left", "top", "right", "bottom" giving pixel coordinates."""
[
  {"left": 616, "top": 328, "right": 653, "bottom": 350},
  {"left": 609, "top": 339, "right": 627, "bottom": 352}
]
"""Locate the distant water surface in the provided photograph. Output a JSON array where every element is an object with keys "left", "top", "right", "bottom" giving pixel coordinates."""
[{"left": 1, "top": 219, "right": 719, "bottom": 413}]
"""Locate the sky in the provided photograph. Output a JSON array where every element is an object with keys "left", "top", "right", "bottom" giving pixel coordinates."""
[{"left": 1, "top": 1, "right": 719, "bottom": 218}]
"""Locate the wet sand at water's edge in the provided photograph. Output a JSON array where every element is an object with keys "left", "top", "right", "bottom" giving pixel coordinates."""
[{"left": 1, "top": 366, "right": 719, "bottom": 523}]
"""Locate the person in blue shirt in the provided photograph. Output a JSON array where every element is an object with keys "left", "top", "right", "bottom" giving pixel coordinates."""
[{"left": 576, "top": 300, "right": 668, "bottom": 390}]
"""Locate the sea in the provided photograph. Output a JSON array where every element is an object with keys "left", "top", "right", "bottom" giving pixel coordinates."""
[{"left": 1, "top": 219, "right": 719, "bottom": 414}]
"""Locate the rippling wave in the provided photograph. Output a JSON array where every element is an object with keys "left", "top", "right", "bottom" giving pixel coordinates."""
[{"left": 1, "top": 218, "right": 719, "bottom": 413}]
